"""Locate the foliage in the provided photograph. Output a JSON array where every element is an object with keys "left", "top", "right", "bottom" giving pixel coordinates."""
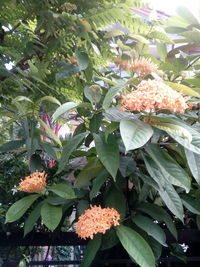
[{"left": 2, "top": 0, "right": 200, "bottom": 266}]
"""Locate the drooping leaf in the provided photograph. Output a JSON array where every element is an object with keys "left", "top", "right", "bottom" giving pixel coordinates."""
[
  {"left": 137, "top": 203, "right": 177, "bottom": 239},
  {"left": 145, "top": 144, "right": 191, "bottom": 193},
  {"left": 81, "top": 234, "right": 102, "bottom": 267},
  {"left": 103, "top": 81, "right": 127, "bottom": 110},
  {"left": 6, "top": 195, "right": 40, "bottom": 223},
  {"left": 94, "top": 134, "right": 119, "bottom": 179},
  {"left": 116, "top": 225, "right": 156, "bottom": 267},
  {"left": 185, "top": 149, "right": 200, "bottom": 184},
  {"left": 24, "top": 202, "right": 43, "bottom": 236},
  {"left": 89, "top": 169, "right": 109, "bottom": 199},
  {"left": 133, "top": 215, "right": 167, "bottom": 246},
  {"left": 181, "top": 195, "right": 200, "bottom": 215},
  {"left": 104, "top": 185, "right": 126, "bottom": 219},
  {"left": 48, "top": 184, "right": 76, "bottom": 199},
  {"left": 41, "top": 202, "right": 62, "bottom": 231},
  {"left": 74, "top": 158, "right": 103, "bottom": 188},
  {"left": 120, "top": 119, "right": 153, "bottom": 152},
  {"left": 57, "top": 133, "right": 87, "bottom": 173}
]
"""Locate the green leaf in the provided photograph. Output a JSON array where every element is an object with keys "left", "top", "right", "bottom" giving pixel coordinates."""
[
  {"left": 30, "top": 154, "right": 43, "bottom": 173},
  {"left": 185, "top": 149, "right": 200, "bottom": 184},
  {"left": 176, "top": 6, "right": 199, "bottom": 25},
  {"left": 148, "top": 30, "right": 173, "bottom": 43},
  {"left": 6, "top": 195, "right": 40, "bottom": 223},
  {"left": 104, "top": 185, "right": 126, "bottom": 219},
  {"left": 48, "top": 183, "right": 76, "bottom": 199},
  {"left": 89, "top": 169, "right": 109, "bottom": 199},
  {"left": 94, "top": 134, "right": 119, "bottom": 179},
  {"left": 74, "top": 158, "right": 103, "bottom": 188},
  {"left": 58, "top": 133, "right": 87, "bottom": 173},
  {"left": 84, "top": 85, "right": 102, "bottom": 104},
  {"left": 40, "top": 142, "right": 57, "bottom": 160},
  {"left": 120, "top": 119, "right": 153, "bottom": 152},
  {"left": 89, "top": 113, "right": 103, "bottom": 133},
  {"left": 137, "top": 203, "right": 177, "bottom": 239},
  {"left": 105, "top": 122, "right": 119, "bottom": 141},
  {"left": 133, "top": 215, "right": 167, "bottom": 246},
  {"left": 81, "top": 234, "right": 102, "bottom": 267},
  {"left": 116, "top": 225, "right": 155, "bottom": 267},
  {"left": 103, "top": 81, "right": 127, "bottom": 110},
  {"left": 24, "top": 202, "right": 43, "bottom": 236},
  {"left": 0, "top": 139, "right": 25, "bottom": 152},
  {"left": 119, "top": 156, "right": 136, "bottom": 177},
  {"left": 76, "top": 50, "right": 89, "bottom": 70},
  {"left": 41, "top": 202, "right": 62, "bottom": 231},
  {"left": 52, "top": 102, "right": 78, "bottom": 121},
  {"left": 145, "top": 144, "right": 191, "bottom": 193},
  {"left": 104, "top": 30, "right": 124, "bottom": 38},
  {"left": 37, "top": 96, "right": 61, "bottom": 106},
  {"left": 55, "top": 63, "right": 80, "bottom": 81},
  {"left": 101, "top": 228, "right": 119, "bottom": 250},
  {"left": 38, "top": 118, "right": 62, "bottom": 147},
  {"left": 143, "top": 155, "right": 184, "bottom": 221},
  {"left": 13, "top": 96, "right": 33, "bottom": 103},
  {"left": 153, "top": 123, "right": 192, "bottom": 142},
  {"left": 164, "top": 81, "right": 200, "bottom": 98},
  {"left": 159, "top": 183, "right": 184, "bottom": 221},
  {"left": 156, "top": 43, "right": 167, "bottom": 60},
  {"left": 181, "top": 195, "right": 200, "bottom": 215}
]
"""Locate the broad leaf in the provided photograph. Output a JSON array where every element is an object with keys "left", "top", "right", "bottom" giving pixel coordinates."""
[
  {"left": 30, "top": 154, "right": 43, "bottom": 173},
  {"left": 0, "top": 139, "right": 25, "bottom": 152},
  {"left": 37, "top": 96, "right": 61, "bottom": 106},
  {"left": 133, "top": 215, "right": 167, "bottom": 246},
  {"left": 41, "top": 202, "right": 62, "bottom": 231},
  {"left": 164, "top": 81, "right": 200, "bottom": 98},
  {"left": 181, "top": 195, "right": 200, "bottom": 215},
  {"left": 120, "top": 119, "right": 153, "bottom": 152},
  {"left": 57, "top": 133, "right": 87, "bottom": 173},
  {"left": 48, "top": 183, "right": 75, "bottom": 199},
  {"left": 81, "top": 234, "right": 102, "bottom": 267},
  {"left": 52, "top": 102, "right": 78, "bottom": 121},
  {"left": 119, "top": 156, "right": 136, "bottom": 177},
  {"left": 103, "top": 81, "right": 127, "bottom": 110},
  {"left": 94, "top": 134, "right": 119, "bottom": 179},
  {"left": 145, "top": 144, "right": 191, "bottom": 193},
  {"left": 76, "top": 50, "right": 89, "bottom": 70},
  {"left": 185, "top": 149, "right": 200, "bottom": 184},
  {"left": 6, "top": 195, "right": 40, "bottom": 223},
  {"left": 137, "top": 203, "right": 177, "bottom": 239},
  {"left": 40, "top": 142, "right": 57, "bottom": 160},
  {"left": 74, "top": 158, "right": 103, "bottom": 188},
  {"left": 89, "top": 169, "right": 109, "bottom": 200},
  {"left": 116, "top": 225, "right": 155, "bottom": 267},
  {"left": 24, "top": 202, "right": 43, "bottom": 236}
]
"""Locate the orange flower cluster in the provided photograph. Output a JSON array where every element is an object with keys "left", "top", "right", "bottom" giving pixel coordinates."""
[
  {"left": 18, "top": 171, "right": 47, "bottom": 193},
  {"left": 76, "top": 205, "right": 120, "bottom": 239},
  {"left": 115, "top": 57, "right": 157, "bottom": 78},
  {"left": 121, "top": 80, "right": 189, "bottom": 113},
  {"left": 130, "top": 57, "right": 157, "bottom": 78}
]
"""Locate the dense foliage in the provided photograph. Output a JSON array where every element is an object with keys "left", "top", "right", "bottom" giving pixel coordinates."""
[{"left": 1, "top": 0, "right": 200, "bottom": 266}]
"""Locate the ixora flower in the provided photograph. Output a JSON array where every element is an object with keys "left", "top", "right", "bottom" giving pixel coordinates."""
[
  {"left": 130, "top": 57, "right": 157, "bottom": 78},
  {"left": 121, "top": 80, "right": 189, "bottom": 113},
  {"left": 18, "top": 171, "right": 47, "bottom": 193},
  {"left": 75, "top": 205, "right": 120, "bottom": 239}
]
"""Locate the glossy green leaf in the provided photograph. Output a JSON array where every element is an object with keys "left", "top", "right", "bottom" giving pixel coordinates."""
[
  {"left": 52, "top": 102, "right": 78, "bottom": 121},
  {"left": 24, "top": 202, "right": 43, "bottom": 236},
  {"left": 74, "top": 158, "right": 103, "bottom": 188},
  {"left": 185, "top": 149, "right": 200, "bottom": 184},
  {"left": 41, "top": 202, "right": 62, "bottom": 231},
  {"left": 76, "top": 50, "right": 89, "bottom": 70},
  {"left": 137, "top": 203, "right": 177, "bottom": 239},
  {"left": 105, "top": 122, "right": 119, "bottom": 141},
  {"left": 6, "top": 195, "right": 40, "bottom": 223},
  {"left": 84, "top": 85, "right": 102, "bottom": 104},
  {"left": 57, "top": 133, "right": 87, "bottom": 173},
  {"left": 37, "top": 96, "right": 61, "bottom": 106},
  {"left": 40, "top": 142, "right": 57, "bottom": 160},
  {"left": 89, "top": 169, "right": 109, "bottom": 199},
  {"left": 94, "top": 134, "right": 119, "bottom": 179},
  {"left": 89, "top": 113, "right": 103, "bottom": 133},
  {"left": 119, "top": 156, "right": 136, "bottom": 177},
  {"left": 164, "top": 81, "right": 200, "bottom": 98},
  {"left": 116, "top": 225, "right": 155, "bottom": 267},
  {"left": 81, "top": 234, "right": 102, "bottom": 267},
  {"left": 133, "top": 215, "right": 167, "bottom": 246},
  {"left": 48, "top": 183, "right": 76, "bottom": 199},
  {"left": 120, "top": 119, "right": 153, "bottom": 152},
  {"left": 103, "top": 81, "right": 127, "bottom": 110},
  {"left": 145, "top": 144, "right": 191, "bottom": 193},
  {"left": 181, "top": 195, "right": 200, "bottom": 215}
]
